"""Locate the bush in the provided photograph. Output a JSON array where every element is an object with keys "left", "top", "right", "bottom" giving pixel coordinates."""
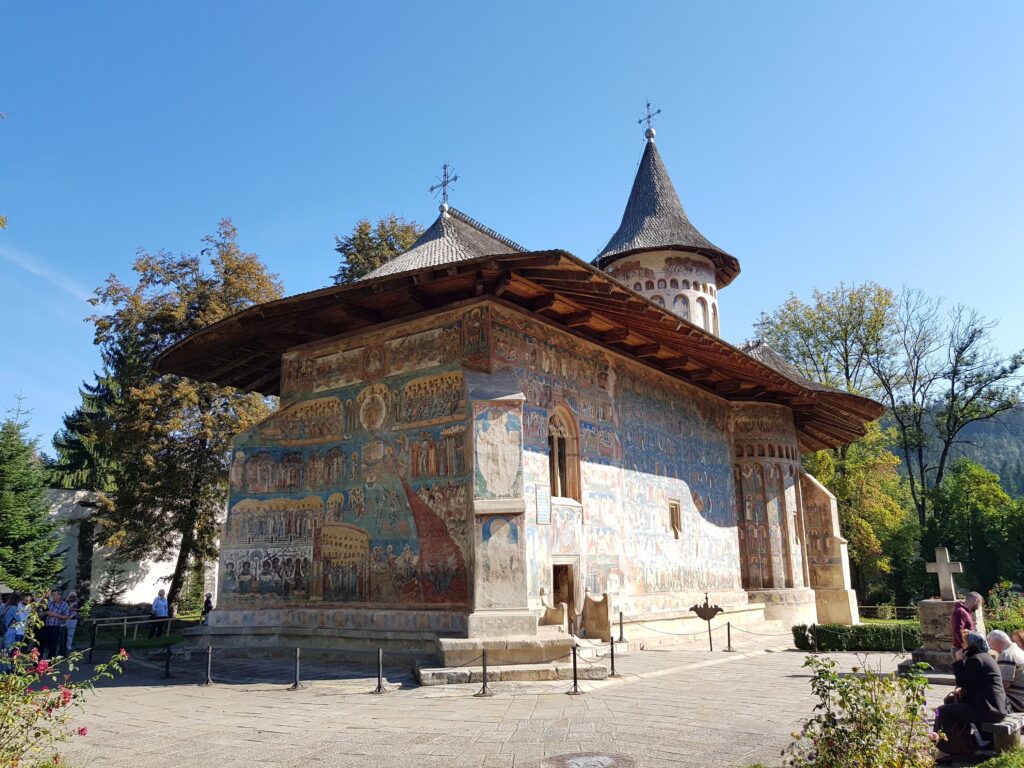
[
  {"left": 0, "top": 631, "right": 126, "bottom": 766},
  {"left": 793, "top": 622, "right": 921, "bottom": 652},
  {"left": 783, "top": 655, "right": 936, "bottom": 768}
]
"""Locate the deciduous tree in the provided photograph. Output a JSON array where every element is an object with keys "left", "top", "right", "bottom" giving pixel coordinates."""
[{"left": 89, "top": 219, "right": 283, "bottom": 607}]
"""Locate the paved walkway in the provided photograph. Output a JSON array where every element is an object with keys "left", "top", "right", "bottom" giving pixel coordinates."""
[{"left": 64, "top": 638, "right": 950, "bottom": 768}]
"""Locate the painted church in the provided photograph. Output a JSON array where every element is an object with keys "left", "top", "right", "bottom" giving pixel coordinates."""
[{"left": 159, "top": 125, "right": 882, "bottom": 660}]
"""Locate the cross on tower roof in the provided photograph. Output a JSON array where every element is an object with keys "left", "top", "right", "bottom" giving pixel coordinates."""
[
  {"left": 638, "top": 99, "right": 661, "bottom": 139},
  {"left": 926, "top": 546, "right": 964, "bottom": 601},
  {"left": 429, "top": 162, "right": 459, "bottom": 209}
]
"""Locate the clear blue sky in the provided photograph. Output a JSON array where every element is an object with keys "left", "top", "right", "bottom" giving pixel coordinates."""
[{"left": 3, "top": 2, "right": 1023, "bottom": 449}]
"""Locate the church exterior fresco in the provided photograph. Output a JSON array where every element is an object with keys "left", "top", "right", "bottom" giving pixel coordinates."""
[
  {"left": 220, "top": 307, "right": 487, "bottom": 617},
  {"left": 489, "top": 304, "right": 743, "bottom": 615}
]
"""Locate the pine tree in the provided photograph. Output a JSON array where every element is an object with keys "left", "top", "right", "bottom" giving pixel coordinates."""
[
  {"left": 0, "top": 403, "right": 62, "bottom": 591},
  {"left": 333, "top": 215, "right": 422, "bottom": 284}
]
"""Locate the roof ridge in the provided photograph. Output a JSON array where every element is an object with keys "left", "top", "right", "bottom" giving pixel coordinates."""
[{"left": 447, "top": 207, "right": 525, "bottom": 252}]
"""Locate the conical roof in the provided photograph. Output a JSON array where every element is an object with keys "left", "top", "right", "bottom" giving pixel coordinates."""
[
  {"left": 361, "top": 206, "right": 525, "bottom": 281},
  {"left": 595, "top": 137, "right": 740, "bottom": 287}
]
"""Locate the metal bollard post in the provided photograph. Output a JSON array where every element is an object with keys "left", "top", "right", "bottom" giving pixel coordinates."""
[
  {"left": 474, "top": 650, "right": 494, "bottom": 697},
  {"left": 162, "top": 645, "right": 172, "bottom": 679},
  {"left": 566, "top": 644, "right": 583, "bottom": 696},
  {"left": 726, "top": 621, "right": 734, "bottom": 652},
  {"left": 287, "top": 647, "right": 304, "bottom": 690},
  {"left": 812, "top": 624, "right": 819, "bottom": 654},
  {"left": 199, "top": 644, "right": 213, "bottom": 686},
  {"left": 618, "top": 611, "right": 625, "bottom": 643},
  {"left": 372, "top": 647, "right": 386, "bottom": 694},
  {"left": 88, "top": 623, "right": 98, "bottom": 664},
  {"left": 166, "top": 618, "right": 172, "bottom": 638},
  {"left": 609, "top": 638, "right": 619, "bottom": 678}
]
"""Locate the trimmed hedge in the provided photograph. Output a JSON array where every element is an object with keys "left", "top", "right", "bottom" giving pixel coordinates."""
[
  {"left": 792, "top": 622, "right": 921, "bottom": 652},
  {"left": 792, "top": 619, "right": 1024, "bottom": 652}
]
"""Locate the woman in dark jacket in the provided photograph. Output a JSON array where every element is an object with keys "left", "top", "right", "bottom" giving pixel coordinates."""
[{"left": 935, "top": 630, "right": 1007, "bottom": 755}]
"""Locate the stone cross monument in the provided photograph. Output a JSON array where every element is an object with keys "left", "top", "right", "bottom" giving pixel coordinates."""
[
  {"left": 901, "top": 546, "right": 979, "bottom": 674},
  {"left": 926, "top": 547, "right": 963, "bottom": 601}
]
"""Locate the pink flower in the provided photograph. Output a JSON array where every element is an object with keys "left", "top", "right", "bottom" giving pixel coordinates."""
[
  {"left": 30, "top": 648, "right": 40, "bottom": 661},
  {"left": 60, "top": 686, "right": 73, "bottom": 705},
  {"left": 77, "top": 727, "right": 88, "bottom": 737},
  {"left": 36, "top": 660, "right": 50, "bottom": 674},
  {"left": 119, "top": 648, "right": 129, "bottom": 659}
]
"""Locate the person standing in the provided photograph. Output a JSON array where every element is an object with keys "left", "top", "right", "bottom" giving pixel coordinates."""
[
  {"left": 1, "top": 593, "right": 19, "bottom": 652},
  {"left": 201, "top": 593, "right": 213, "bottom": 625},
  {"left": 951, "top": 592, "right": 984, "bottom": 653},
  {"left": 63, "top": 592, "right": 80, "bottom": 654},
  {"left": 41, "top": 590, "right": 71, "bottom": 659},
  {"left": 149, "top": 589, "right": 169, "bottom": 638}
]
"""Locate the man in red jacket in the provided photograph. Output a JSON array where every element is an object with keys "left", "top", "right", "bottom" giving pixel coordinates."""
[{"left": 951, "top": 592, "right": 984, "bottom": 653}]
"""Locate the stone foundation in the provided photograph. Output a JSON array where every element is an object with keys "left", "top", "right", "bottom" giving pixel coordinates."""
[
  {"left": 746, "top": 588, "right": 818, "bottom": 627},
  {"left": 813, "top": 587, "right": 859, "bottom": 625}
]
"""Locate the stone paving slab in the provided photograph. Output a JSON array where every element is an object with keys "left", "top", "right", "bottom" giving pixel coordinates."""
[{"left": 62, "top": 637, "right": 951, "bottom": 768}]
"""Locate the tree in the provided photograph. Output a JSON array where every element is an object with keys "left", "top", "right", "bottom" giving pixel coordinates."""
[
  {"left": 756, "top": 281, "right": 893, "bottom": 396},
  {"left": 803, "top": 422, "right": 921, "bottom": 603},
  {"left": 88, "top": 219, "right": 283, "bottom": 607},
  {"left": 864, "top": 290, "right": 1024, "bottom": 525},
  {"left": 928, "top": 459, "right": 1024, "bottom": 592},
  {"left": 332, "top": 215, "right": 422, "bottom": 284},
  {"left": 0, "top": 401, "right": 62, "bottom": 591}
]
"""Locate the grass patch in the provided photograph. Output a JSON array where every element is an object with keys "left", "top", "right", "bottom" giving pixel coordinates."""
[{"left": 977, "top": 748, "right": 1024, "bottom": 767}]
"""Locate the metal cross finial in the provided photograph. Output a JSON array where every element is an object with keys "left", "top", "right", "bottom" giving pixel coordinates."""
[
  {"left": 638, "top": 99, "right": 661, "bottom": 137},
  {"left": 429, "top": 162, "right": 459, "bottom": 207}
]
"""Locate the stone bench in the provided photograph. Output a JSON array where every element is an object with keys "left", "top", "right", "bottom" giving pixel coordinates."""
[{"left": 980, "top": 712, "right": 1024, "bottom": 752}]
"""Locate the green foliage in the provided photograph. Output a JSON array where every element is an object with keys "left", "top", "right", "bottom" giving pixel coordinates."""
[
  {"left": 783, "top": 655, "right": 936, "bottom": 768},
  {"left": 0, "top": 406, "right": 62, "bottom": 592},
  {"left": 987, "top": 581, "right": 1024, "bottom": 624},
  {"left": 0, "top": 636, "right": 126, "bottom": 766},
  {"left": 976, "top": 748, "right": 1024, "bottom": 768},
  {"left": 792, "top": 623, "right": 921, "bottom": 652},
  {"left": 927, "top": 459, "right": 1024, "bottom": 593},
  {"left": 332, "top": 215, "right": 422, "bottom": 284},
  {"left": 803, "top": 422, "right": 923, "bottom": 604},
  {"left": 175, "top": 559, "right": 206, "bottom": 615},
  {"left": 88, "top": 218, "right": 284, "bottom": 608}
]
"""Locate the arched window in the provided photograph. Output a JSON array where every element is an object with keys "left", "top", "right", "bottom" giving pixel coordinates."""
[
  {"left": 697, "top": 297, "right": 709, "bottom": 330},
  {"left": 645, "top": 280, "right": 655, "bottom": 290},
  {"left": 652, "top": 295, "right": 665, "bottom": 306},
  {"left": 548, "top": 409, "right": 581, "bottom": 501},
  {"left": 712, "top": 303, "right": 720, "bottom": 336},
  {"left": 669, "top": 278, "right": 679, "bottom": 289},
  {"left": 682, "top": 280, "right": 691, "bottom": 290},
  {"left": 673, "top": 294, "right": 690, "bottom": 320},
  {"left": 633, "top": 282, "right": 642, "bottom": 291},
  {"left": 657, "top": 279, "right": 667, "bottom": 289}
]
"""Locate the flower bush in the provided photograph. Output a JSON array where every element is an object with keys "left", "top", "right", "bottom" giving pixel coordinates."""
[
  {"left": 988, "top": 582, "right": 1024, "bottom": 624},
  {"left": 783, "top": 655, "right": 937, "bottom": 768},
  {"left": 0, "top": 640, "right": 126, "bottom": 767}
]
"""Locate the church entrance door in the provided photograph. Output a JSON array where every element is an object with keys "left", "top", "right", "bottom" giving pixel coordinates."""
[{"left": 553, "top": 563, "right": 576, "bottom": 632}]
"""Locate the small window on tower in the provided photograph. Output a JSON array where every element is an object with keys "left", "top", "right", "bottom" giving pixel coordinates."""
[{"left": 669, "top": 499, "right": 682, "bottom": 539}]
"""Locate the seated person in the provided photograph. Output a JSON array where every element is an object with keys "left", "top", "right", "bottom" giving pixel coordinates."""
[
  {"left": 989, "top": 630, "right": 1024, "bottom": 712},
  {"left": 935, "top": 630, "right": 1007, "bottom": 759}
]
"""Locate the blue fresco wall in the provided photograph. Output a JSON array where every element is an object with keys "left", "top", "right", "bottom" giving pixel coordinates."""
[
  {"left": 490, "top": 305, "right": 743, "bottom": 615},
  {"left": 219, "top": 306, "right": 489, "bottom": 612}
]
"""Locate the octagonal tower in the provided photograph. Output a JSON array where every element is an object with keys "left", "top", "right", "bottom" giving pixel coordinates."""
[{"left": 595, "top": 128, "right": 739, "bottom": 338}]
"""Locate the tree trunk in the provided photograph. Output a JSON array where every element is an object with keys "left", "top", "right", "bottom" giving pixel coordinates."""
[{"left": 166, "top": 519, "right": 196, "bottom": 611}]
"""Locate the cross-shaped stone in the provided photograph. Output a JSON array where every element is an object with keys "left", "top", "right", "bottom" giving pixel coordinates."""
[
  {"left": 428, "top": 162, "right": 458, "bottom": 206},
  {"left": 926, "top": 546, "right": 963, "bottom": 601}
]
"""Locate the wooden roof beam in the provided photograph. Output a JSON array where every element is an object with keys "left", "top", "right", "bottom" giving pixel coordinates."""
[
  {"left": 632, "top": 343, "right": 660, "bottom": 358},
  {"left": 562, "top": 310, "right": 592, "bottom": 327},
  {"left": 602, "top": 328, "right": 630, "bottom": 343}
]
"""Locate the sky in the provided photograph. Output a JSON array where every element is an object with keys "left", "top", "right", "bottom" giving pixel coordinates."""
[{"left": 2, "top": 2, "right": 1023, "bottom": 449}]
